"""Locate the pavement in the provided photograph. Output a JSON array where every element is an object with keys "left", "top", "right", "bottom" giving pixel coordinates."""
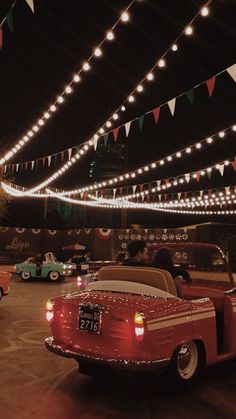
[{"left": 1, "top": 269, "right": 236, "bottom": 419}]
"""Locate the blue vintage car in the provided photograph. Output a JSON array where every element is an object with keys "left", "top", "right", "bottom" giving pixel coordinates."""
[{"left": 15, "top": 252, "right": 72, "bottom": 281}]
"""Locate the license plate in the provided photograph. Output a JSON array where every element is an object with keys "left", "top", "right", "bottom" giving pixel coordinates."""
[
  {"left": 81, "top": 264, "right": 89, "bottom": 270},
  {"left": 78, "top": 304, "right": 102, "bottom": 334}
]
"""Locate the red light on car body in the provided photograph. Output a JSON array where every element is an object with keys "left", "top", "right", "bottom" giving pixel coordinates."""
[{"left": 134, "top": 311, "right": 145, "bottom": 342}]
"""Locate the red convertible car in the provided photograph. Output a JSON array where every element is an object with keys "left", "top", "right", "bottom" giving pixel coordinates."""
[
  {"left": 45, "top": 243, "right": 236, "bottom": 382},
  {"left": 0, "top": 271, "right": 11, "bottom": 301}
]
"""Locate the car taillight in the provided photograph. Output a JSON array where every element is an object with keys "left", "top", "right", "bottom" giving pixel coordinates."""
[
  {"left": 46, "top": 299, "right": 54, "bottom": 322},
  {"left": 134, "top": 311, "right": 145, "bottom": 342}
]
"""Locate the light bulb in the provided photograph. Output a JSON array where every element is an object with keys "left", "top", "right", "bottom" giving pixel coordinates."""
[
  {"left": 137, "top": 85, "right": 143, "bottom": 92},
  {"left": 57, "top": 96, "right": 64, "bottom": 103},
  {"left": 201, "top": 7, "right": 209, "bottom": 16},
  {"left": 158, "top": 59, "right": 165, "bottom": 68},
  {"left": 83, "top": 62, "right": 90, "bottom": 71},
  {"left": 121, "top": 105, "right": 126, "bottom": 111},
  {"left": 147, "top": 72, "right": 154, "bottom": 81},
  {"left": 65, "top": 86, "right": 72, "bottom": 94},
  {"left": 185, "top": 26, "right": 193, "bottom": 35},
  {"left": 171, "top": 44, "right": 178, "bottom": 51},
  {"left": 121, "top": 11, "right": 129, "bottom": 22},
  {"left": 94, "top": 47, "right": 102, "bottom": 57},
  {"left": 113, "top": 113, "right": 119, "bottom": 120},
  {"left": 128, "top": 95, "right": 135, "bottom": 102},
  {"left": 73, "top": 74, "right": 81, "bottom": 82},
  {"left": 106, "top": 31, "right": 114, "bottom": 40}
]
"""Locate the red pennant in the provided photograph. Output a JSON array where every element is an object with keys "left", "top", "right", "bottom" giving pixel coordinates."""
[
  {"left": 140, "top": 184, "right": 144, "bottom": 192},
  {"left": 25, "top": 161, "right": 28, "bottom": 170},
  {"left": 60, "top": 151, "right": 64, "bottom": 162},
  {"left": 42, "top": 158, "right": 46, "bottom": 167},
  {"left": 196, "top": 171, "right": 201, "bottom": 182},
  {"left": 208, "top": 189, "right": 212, "bottom": 197},
  {"left": 0, "top": 28, "right": 3, "bottom": 49},
  {"left": 165, "top": 178, "right": 170, "bottom": 186},
  {"left": 206, "top": 77, "right": 216, "bottom": 97},
  {"left": 113, "top": 128, "right": 119, "bottom": 142},
  {"left": 231, "top": 160, "right": 236, "bottom": 171},
  {"left": 152, "top": 107, "right": 160, "bottom": 124},
  {"left": 164, "top": 194, "right": 167, "bottom": 201}
]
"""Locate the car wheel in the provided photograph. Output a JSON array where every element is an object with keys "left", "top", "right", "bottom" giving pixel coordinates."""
[
  {"left": 171, "top": 341, "right": 200, "bottom": 383},
  {"left": 49, "top": 271, "right": 60, "bottom": 281},
  {"left": 21, "top": 271, "right": 31, "bottom": 280}
]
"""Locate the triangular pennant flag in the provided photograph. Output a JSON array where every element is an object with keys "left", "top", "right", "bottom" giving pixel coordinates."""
[
  {"left": 158, "top": 194, "right": 161, "bottom": 201},
  {"left": 125, "top": 121, "right": 131, "bottom": 137},
  {"left": 54, "top": 154, "right": 58, "bottom": 165},
  {"left": 16, "top": 163, "right": 19, "bottom": 172},
  {"left": 199, "top": 190, "right": 204, "bottom": 198},
  {"left": 132, "top": 185, "right": 137, "bottom": 194},
  {"left": 31, "top": 161, "right": 35, "bottom": 170},
  {"left": 227, "top": 64, "right": 236, "bottom": 83},
  {"left": 47, "top": 155, "right": 52, "bottom": 167},
  {"left": 113, "top": 188, "right": 117, "bottom": 198},
  {"left": 103, "top": 133, "right": 109, "bottom": 146},
  {"left": 60, "top": 151, "right": 64, "bottom": 161},
  {"left": 185, "top": 89, "right": 194, "bottom": 105},
  {"left": 208, "top": 189, "right": 212, "bottom": 197},
  {"left": 24, "top": 0, "right": 34, "bottom": 13},
  {"left": 68, "top": 148, "right": 72, "bottom": 160},
  {"left": 196, "top": 171, "right": 201, "bottom": 182},
  {"left": 35, "top": 160, "right": 39, "bottom": 169},
  {"left": 231, "top": 160, "right": 236, "bottom": 171},
  {"left": 152, "top": 107, "right": 160, "bottom": 124},
  {"left": 113, "top": 127, "right": 119, "bottom": 142},
  {"left": 185, "top": 173, "right": 190, "bottom": 183},
  {"left": 167, "top": 98, "right": 176, "bottom": 116},
  {"left": 42, "top": 158, "right": 46, "bottom": 168},
  {"left": 138, "top": 115, "right": 145, "bottom": 131},
  {"left": 207, "top": 170, "right": 212, "bottom": 179},
  {"left": 206, "top": 77, "right": 216, "bottom": 97},
  {"left": 25, "top": 161, "right": 28, "bottom": 170},
  {"left": 156, "top": 180, "right": 161, "bottom": 188},
  {"left": 218, "top": 164, "right": 225, "bottom": 177},
  {"left": 0, "top": 28, "right": 3, "bottom": 49},
  {"left": 140, "top": 184, "right": 144, "bottom": 192},
  {"left": 225, "top": 186, "right": 230, "bottom": 195},
  {"left": 177, "top": 192, "right": 181, "bottom": 200},
  {"left": 7, "top": 10, "right": 13, "bottom": 32},
  {"left": 93, "top": 137, "right": 98, "bottom": 150}
]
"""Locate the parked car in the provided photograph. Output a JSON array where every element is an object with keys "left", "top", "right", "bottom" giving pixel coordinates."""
[
  {"left": 45, "top": 243, "right": 236, "bottom": 382},
  {"left": 15, "top": 252, "right": 71, "bottom": 281},
  {"left": 0, "top": 271, "right": 11, "bottom": 301}
]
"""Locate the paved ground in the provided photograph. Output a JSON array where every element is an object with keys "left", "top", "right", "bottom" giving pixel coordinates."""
[{"left": 1, "top": 269, "right": 236, "bottom": 419}]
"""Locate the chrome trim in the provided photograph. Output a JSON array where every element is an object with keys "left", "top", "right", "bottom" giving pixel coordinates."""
[{"left": 45, "top": 337, "right": 170, "bottom": 371}]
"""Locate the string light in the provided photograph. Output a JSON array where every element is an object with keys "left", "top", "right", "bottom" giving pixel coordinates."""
[
  {"left": 185, "top": 26, "right": 193, "bottom": 36},
  {"left": 1, "top": 1, "right": 214, "bottom": 191}
]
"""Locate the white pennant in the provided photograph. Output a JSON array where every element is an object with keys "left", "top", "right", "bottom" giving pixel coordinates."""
[
  {"left": 93, "top": 137, "right": 98, "bottom": 150},
  {"left": 225, "top": 186, "right": 230, "bottom": 195},
  {"left": 24, "top": 0, "right": 34, "bottom": 12},
  {"left": 68, "top": 148, "right": 72, "bottom": 160},
  {"left": 218, "top": 164, "right": 225, "bottom": 176},
  {"left": 125, "top": 121, "right": 131, "bottom": 137},
  {"left": 164, "top": 229, "right": 167, "bottom": 233},
  {"left": 31, "top": 161, "right": 35, "bottom": 170},
  {"left": 16, "top": 164, "right": 19, "bottom": 172},
  {"left": 113, "top": 188, "right": 117, "bottom": 198},
  {"left": 156, "top": 180, "right": 161, "bottom": 187},
  {"left": 185, "top": 173, "right": 190, "bottom": 183},
  {"left": 227, "top": 64, "right": 236, "bottom": 82},
  {"left": 4, "top": 166, "right": 7, "bottom": 173},
  {"left": 132, "top": 185, "right": 137, "bottom": 194},
  {"left": 95, "top": 191, "right": 98, "bottom": 198},
  {"left": 158, "top": 194, "right": 161, "bottom": 201},
  {"left": 167, "top": 98, "right": 176, "bottom": 116},
  {"left": 199, "top": 190, "right": 204, "bottom": 198},
  {"left": 177, "top": 192, "right": 181, "bottom": 200},
  {"left": 47, "top": 155, "right": 52, "bottom": 167},
  {"left": 141, "top": 194, "right": 145, "bottom": 201},
  {"left": 183, "top": 227, "right": 188, "bottom": 233}
]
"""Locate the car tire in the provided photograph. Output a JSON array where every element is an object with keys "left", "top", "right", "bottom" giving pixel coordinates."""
[
  {"left": 49, "top": 271, "right": 60, "bottom": 281},
  {"left": 21, "top": 271, "right": 31, "bottom": 280},
  {"left": 169, "top": 341, "right": 201, "bottom": 383}
]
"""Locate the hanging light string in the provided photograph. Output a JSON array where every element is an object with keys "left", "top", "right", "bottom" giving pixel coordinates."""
[
  {"left": 51, "top": 122, "right": 236, "bottom": 196},
  {"left": 0, "top": 1, "right": 213, "bottom": 190},
  {"left": 0, "top": 0, "right": 136, "bottom": 166}
]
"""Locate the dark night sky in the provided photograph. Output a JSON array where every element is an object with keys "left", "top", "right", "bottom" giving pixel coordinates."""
[{"left": 0, "top": 0, "right": 235, "bottom": 228}]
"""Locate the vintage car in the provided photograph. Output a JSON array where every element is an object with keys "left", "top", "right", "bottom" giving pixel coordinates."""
[
  {"left": 16, "top": 252, "right": 72, "bottom": 281},
  {"left": 45, "top": 243, "right": 236, "bottom": 382},
  {"left": 0, "top": 271, "right": 11, "bottom": 301}
]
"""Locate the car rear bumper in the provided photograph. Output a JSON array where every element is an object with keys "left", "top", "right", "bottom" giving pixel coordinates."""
[{"left": 45, "top": 337, "right": 170, "bottom": 371}]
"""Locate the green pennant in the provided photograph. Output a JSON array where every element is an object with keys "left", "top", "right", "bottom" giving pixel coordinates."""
[
  {"left": 185, "top": 89, "right": 194, "bottom": 105},
  {"left": 138, "top": 114, "right": 145, "bottom": 130},
  {"left": 103, "top": 133, "right": 109, "bottom": 146},
  {"left": 7, "top": 10, "right": 13, "bottom": 32},
  {"left": 54, "top": 154, "right": 58, "bottom": 165},
  {"left": 35, "top": 160, "right": 39, "bottom": 169},
  {"left": 207, "top": 170, "right": 212, "bottom": 179}
]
